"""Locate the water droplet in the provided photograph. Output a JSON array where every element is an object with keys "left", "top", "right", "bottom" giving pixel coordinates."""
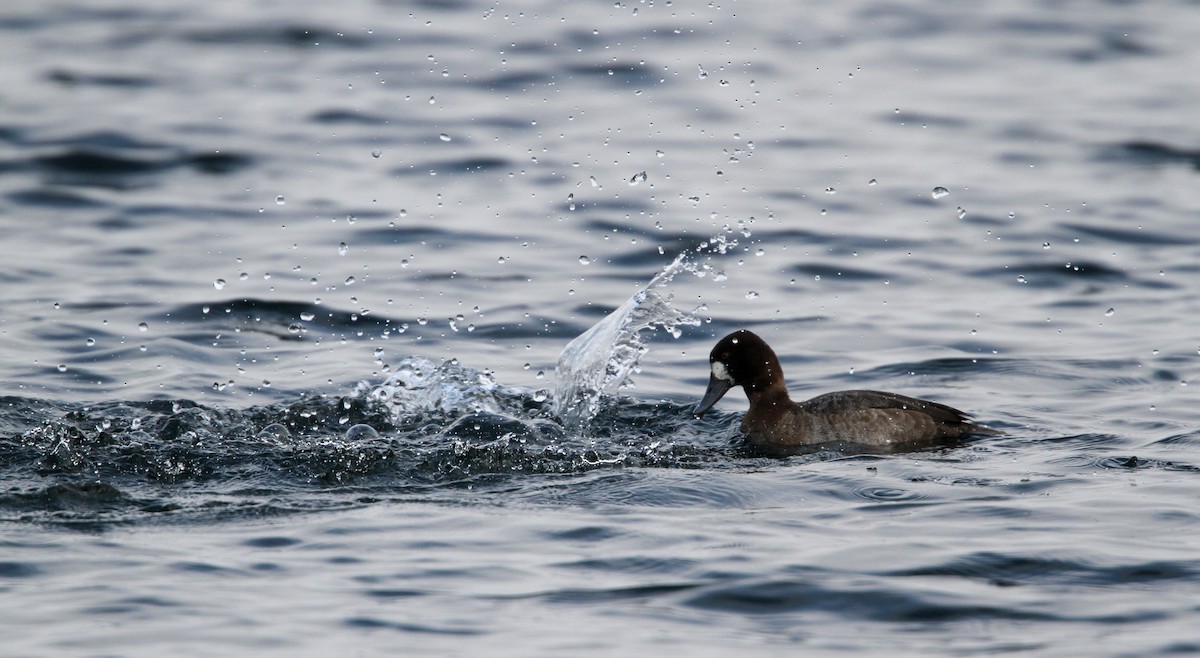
[
  {"left": 345, "top": 424, "right": 379, "bottom": 441},
  {"left": 656, "top": 150, "right": 665, "bottom": 158},
  {"left": 345, "top": 276, "right": 356, "bottom": 285},
  {"left": 567, "top": 193, "right": 576, "bottom": 210},
  {"left": 497, "top": 256, "right": 507, "bottom": 265},
  {"left": 275, "top": 195, "right": 286, "bottom": 205},
  {"left": 1016, "top": 275, "right": 1027, "bottom": 284},
  {"left": 868, "top": 178, "right": 877, "bottom": 186},
  {"left": 428, "top": 96, "right": 436, "bottom": 104},
  {"left": 288, "top": 323, "right": 303, "bottom": 334},
  {"left": 439, "top": 133, "right": 451, "bottom": 142},
  {"left": 629, "top": 171, "right": 647, "bottom": 185},
  {"left": 138, "top": 322, "right": 149, "bottom": 332},
  {"left": 956, "top": 206, "right": 967, "bottom": 219},
  {"left": 85, "top": 337, "right": 95, "bottom": 346},
  {"left": 745, "top": 291, "right": 759, "bottom": 300},
  {"left": 213, "top": 279, "right": 226, "bottom": 290},
  {"left": 300, "top": 311, "right": 315, "bottom": 321},
  {"left": 338, "top": 242, "right": 349, "bottom": 256},
  {"left": 589, "top": 176, "right": 599, "bottom": 188},
  {"left": 697, "top": 65, "right": 709, "bottom": 79},
  {"left": 57, "top": 364, "right": 67, "bottom": 372},
  {"left": 1105, "top": 307, "right": 1115, "bottom": 317},
  {"left": 825, "top": 187, "right": 836, "bottom": 195},
  {"left": 579, "top": 255, "right": 591, "bottom": 265},
  {"left": 400, "top": 258, "right": 409, "bottom": 268},
  {"left": 1042, "top": 242, "right": 1051, "bottom": 249},
  {"left": 371, "top": 149, "right": 382, "bottom": 159},
  {"left": 931, "top": 187, "right": 949, "bottom": 199}
]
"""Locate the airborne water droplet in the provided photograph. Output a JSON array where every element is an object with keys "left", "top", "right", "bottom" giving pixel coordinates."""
[{"left": 932, "top": 187, "right": 949, "bottom": 199}]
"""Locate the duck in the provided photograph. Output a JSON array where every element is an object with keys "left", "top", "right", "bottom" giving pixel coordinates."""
[{"left": 693, "top": 330, "right": 996, "bottom": 452}]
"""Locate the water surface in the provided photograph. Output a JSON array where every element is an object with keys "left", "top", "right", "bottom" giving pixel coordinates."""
[{"left": 2, "top": 1, "right": 1200, "bottom": 655}]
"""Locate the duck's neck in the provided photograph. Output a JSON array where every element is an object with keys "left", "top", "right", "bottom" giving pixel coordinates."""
[{"left": 746, "top": 383, "right": 791, "bottom": 408}]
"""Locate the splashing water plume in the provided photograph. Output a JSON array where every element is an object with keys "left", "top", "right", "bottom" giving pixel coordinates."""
[{"left": 554, "top": 253, "right": 701, "bottom": 430}]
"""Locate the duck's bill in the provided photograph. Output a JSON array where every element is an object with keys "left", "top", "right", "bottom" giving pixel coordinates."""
[{"left": 693, "top": 374, "right": 733, "bottom": 418}]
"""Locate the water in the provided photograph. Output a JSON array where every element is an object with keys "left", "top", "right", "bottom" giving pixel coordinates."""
[{"left": 3, "top": 0, "right": 1200, "bottom": 655}]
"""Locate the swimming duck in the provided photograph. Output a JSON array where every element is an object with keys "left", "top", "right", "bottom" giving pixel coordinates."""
[{"left": 694, "top": 330, "right": 995, "bottom": 451}]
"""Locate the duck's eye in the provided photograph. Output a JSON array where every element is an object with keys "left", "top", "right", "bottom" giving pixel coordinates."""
[{"left": 711, "top": 360, "right": 733, "bottom": 382}]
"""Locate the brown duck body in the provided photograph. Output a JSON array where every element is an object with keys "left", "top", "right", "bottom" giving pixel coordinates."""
[{"left": 694, "top": 330, "right": 995, "bottom": 451}]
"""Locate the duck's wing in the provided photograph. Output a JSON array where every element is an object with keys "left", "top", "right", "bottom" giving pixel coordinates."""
[{"left": 797, "top": 390, "right": 980, "bottom": 427}]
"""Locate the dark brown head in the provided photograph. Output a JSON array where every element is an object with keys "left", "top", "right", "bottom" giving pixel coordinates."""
[{"left": 693, "top": 330, "right": 787, "bottom": 417}]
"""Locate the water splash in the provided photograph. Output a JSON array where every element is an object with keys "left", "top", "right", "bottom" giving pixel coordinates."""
[
  {"left": 366, "top": 356, "right": 533, "bottom": 420},
  {"left": 553, "top": 253, "right": 701, "bottom": 430}
]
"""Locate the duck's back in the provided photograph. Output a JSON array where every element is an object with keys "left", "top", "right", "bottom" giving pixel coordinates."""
[{"left": 743, "top": 389, "right": 984, "bottom": 450}]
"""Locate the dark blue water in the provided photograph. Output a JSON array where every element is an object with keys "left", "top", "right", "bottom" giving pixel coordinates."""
[{"left": 3, "top": 1, "right": 1200, "bottom": 655}]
